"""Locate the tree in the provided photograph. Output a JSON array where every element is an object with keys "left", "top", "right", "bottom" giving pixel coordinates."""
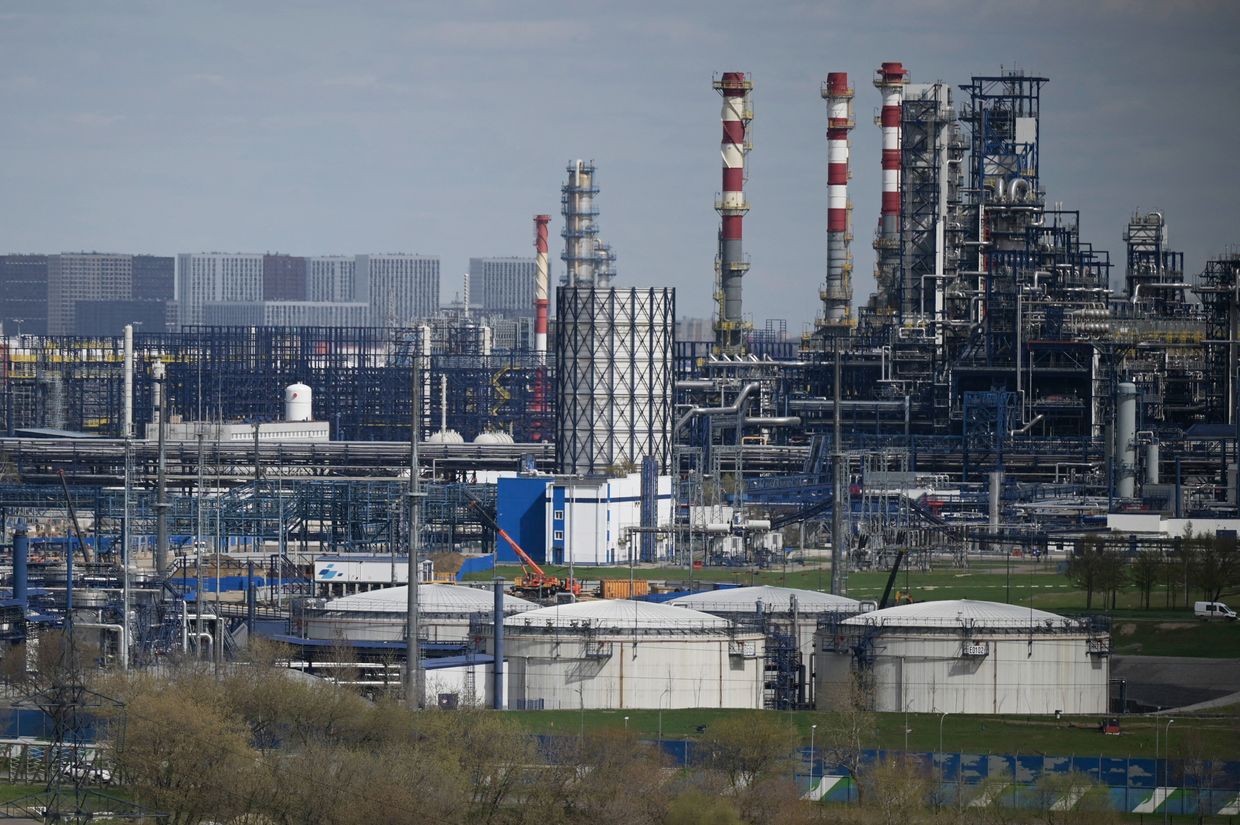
[
  {"left": 701, "top": 711, "right": 800, "bottom": 792},
  {"left": 664, "top": 789, "right": 743, "bottom": 825},
  {"left": 1129, "top": 550, "right": 1163, "bottom": 610},
  {"left": 1190, "top": 533, "right": 1240, "bottom": 601},
  {"left": 816, "top": 672, "right": 876, "bottom": 800},
  {"left": 110, "top": 673, "right": 262, "bottom": 825},
  {"left": 564, "top": 729, "right": 670, "bottom": 825},
  {"left": 858, "top": 756, "right": 934, "bottom": 825},
  {"left": 1065, "top": 537, "right": 1125, "bottom": 609},
  {"left": 1095, "top": 549, "right": 1128, "bottom": 610}
]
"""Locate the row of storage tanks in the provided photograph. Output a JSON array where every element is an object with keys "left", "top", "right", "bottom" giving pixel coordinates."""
[{"left": 301, "top": 584, "right": 1109, "bottom": 714}]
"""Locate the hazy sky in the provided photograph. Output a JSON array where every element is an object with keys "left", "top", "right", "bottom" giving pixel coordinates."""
[{"left": 2, "top": 1, "right": 1237, "bottom": 332}]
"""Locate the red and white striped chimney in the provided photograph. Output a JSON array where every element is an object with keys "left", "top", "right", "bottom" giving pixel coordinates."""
[
  {"left": 874, "top": 61, "right": 908, "bottom": 310},
  {"left": 533, "top": 214, "right": 550, "bottom": 362},
  {"left": 819, "top": 71, "right": 855, "bottom": 332},
  {"left": 713, "top": 71, "right": 752, "bottom": 356}
]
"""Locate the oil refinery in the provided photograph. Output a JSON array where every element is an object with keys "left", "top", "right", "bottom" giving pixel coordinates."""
[{"left": 2, "top": 61, "right": 1239, "bottom": 747}]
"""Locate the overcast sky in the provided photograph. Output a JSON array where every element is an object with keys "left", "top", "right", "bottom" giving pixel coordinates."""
[{"left": 1, "top": 0, "right": 1237, "bottom": 332}]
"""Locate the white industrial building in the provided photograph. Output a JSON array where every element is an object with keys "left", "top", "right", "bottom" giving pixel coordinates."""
[
  {"left": 302, "top": 583, "right": 537, "bottom": 643},
  {"left": 494, "top": 599, "right": 765, "bottom": 710},
  {"left": 815, "top": 599, "right": 1109, "bottom": 715},
  {"left": 667, "top": 585, "right": 862, "bottom": 705},
  {"left": 548, "top": 473, "right": 673, "bottom": 565}
]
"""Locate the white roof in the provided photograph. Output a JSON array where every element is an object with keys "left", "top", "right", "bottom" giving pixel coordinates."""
[
  {"left": 841, "top": 599, "right": 1078, "bottom": 630},
  {"left": 506, "top": 598, "right": 732, "bottom": 632},
  {"left": 324, "top": 584, "right": 537, "bottom": 615},
  {"left": 667, "top": 585, "right": 859, "bottom": 613}
]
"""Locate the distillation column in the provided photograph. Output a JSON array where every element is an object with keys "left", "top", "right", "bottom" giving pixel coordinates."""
[
  {"left": 873, "top": 62, "right": 908, "bottom": 312},
  {"left": 818, "top": 72, "right": 855, "bottom": 335},
  {"left": 561, "top": 160, "right": 599, "bottom": 287},
  {"left": 713, "top": 71, "right": 753, "bottom": 356}
]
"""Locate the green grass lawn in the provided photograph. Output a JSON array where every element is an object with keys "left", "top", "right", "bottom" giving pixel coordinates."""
[
  {"left": 505, "top": 708, "right": 1240, "bottom": 760},
  {"left": 0, "top": 784, "right": 47, "bottom": 804},
  {"left": 469, "top": 561, "right": 1222, "bottom": 617},
  {"left": 1110, "top": 617, "right": 1240, "bottom": 658}
]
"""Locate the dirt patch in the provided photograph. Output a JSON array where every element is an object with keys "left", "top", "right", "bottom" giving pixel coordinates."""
[
  {"left": 1155, "top": 622, "right": 1195, "bottom": 631},
  {"left": 1116, "top": 623, "right": 1137, "bottom": 637}
]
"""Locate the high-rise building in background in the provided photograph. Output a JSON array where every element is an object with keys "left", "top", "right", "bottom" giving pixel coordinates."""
[
  {"left": 175, "top": 253, "right": 264, "bottom": 326},
  {"left": 203, "top": 300, "right": 368, "bottom": 328},
  {"left": 354, "top": 254, "right": 439, "bottom": 326},
  {"left": 262, "top": 254, "right": 308, "bottom": 301},
  {"left": 47, "top": 253, "right": 133, "bottom": 335},
  {"left": 469, "top": 257, "right": 536, "bottom": 318},
  {"left": 307, "top": 256, "right": 356, "bottom": 303},
  {"left": 75, "top": 299, "right": 175, "bottom": 336},
  {"left": 131, "top": 255, "right": 175, "bottom": 301},
  {"left": 0, "top": 255, "right": 49, "bottom": 336}
]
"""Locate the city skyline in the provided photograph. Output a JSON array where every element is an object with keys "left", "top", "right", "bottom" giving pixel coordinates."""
[{"left": 0, "top": 2, "right": 1237, "bottom": 333}]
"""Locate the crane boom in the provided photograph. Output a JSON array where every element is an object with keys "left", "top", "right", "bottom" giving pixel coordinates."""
[{"left": 463, "top": 489, "right": 579, "bottom": 597}]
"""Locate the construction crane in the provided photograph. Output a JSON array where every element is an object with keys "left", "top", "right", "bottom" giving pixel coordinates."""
[
  {"left": 463, "top": 491, "right": 582, "bottom": 598},
  {"left": 877, "top": 549, "right": 914, "bottom": 609}
]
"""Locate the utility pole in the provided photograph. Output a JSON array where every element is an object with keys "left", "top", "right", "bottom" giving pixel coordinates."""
[
  {"left": 830, "top": 340, "right": 846, "bottom": 595},
  {"left": 405, "top": 357, "right": 424, "bottom": 708}
]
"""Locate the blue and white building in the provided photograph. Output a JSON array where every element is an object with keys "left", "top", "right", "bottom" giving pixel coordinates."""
[{"left": 496, "top": 472, "right": 672, "bottom": 567}]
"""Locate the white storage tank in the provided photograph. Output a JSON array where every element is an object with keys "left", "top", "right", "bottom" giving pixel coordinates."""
[
  {"left": 667, "top": 585, "right": 861, "bottom": 705},
  {"left": 303, "top": 583, "right": 538, "bottom": 643},
  {"left": 427, "top": 429, "right": 466, "bottom": 445},
  {"left": 284, "top": 383, "right": 313, "bottom": 422},
  {"left": 493, "top": 599, "right": 764, "bottom": 710},
  {"left": 815, "top": 599, "right": 1109, "bottom": 715},
  {"left": 474, "top": 430, "right": 514, "bottom": 445}
]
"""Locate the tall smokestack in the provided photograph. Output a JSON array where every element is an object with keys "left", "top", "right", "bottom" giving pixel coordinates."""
[
  {"left": 533, "top": 215, "right": 551, "bottom": 361},
  {"left": 874, "top": 61, "right": 908, "bottom": 312},
  {"left": 713, "top": 71, "right": 753, "bottom": 357},
  {"left": 818, "top": 72, "right": 855, "bottom": 335}
]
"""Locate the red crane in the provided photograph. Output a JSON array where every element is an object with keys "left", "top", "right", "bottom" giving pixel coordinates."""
[{"left": 464, "top": 491, "right": 581, "bottom": 598}]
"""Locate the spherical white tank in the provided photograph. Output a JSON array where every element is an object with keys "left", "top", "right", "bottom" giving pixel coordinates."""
[{"left": 285, "top": 383, "right": 313, "bottom": 422}]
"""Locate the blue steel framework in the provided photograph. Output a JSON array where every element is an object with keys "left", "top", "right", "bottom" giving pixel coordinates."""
[{"left": 0, "top": 326, "right": 553, "bottom": 443}]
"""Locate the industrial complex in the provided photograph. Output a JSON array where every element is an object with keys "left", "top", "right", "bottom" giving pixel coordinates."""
[{"left": 1, "top": 59, "right": 1239, "bottom": 819}]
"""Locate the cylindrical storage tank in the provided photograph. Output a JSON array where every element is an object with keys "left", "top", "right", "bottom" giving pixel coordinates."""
[
  {"left": 1145, "top": 440, "right": 1160, "bottom": 486},
  {"left": 1115, "top": 382, "right": 1137, "bottom": 498},
  {"left": 302, "top": 583, "right": 538, "bottom": 643},
  {"left": 284, "top": 383, "right": 313, "bottom": 422},
  {"left": 815, "top": 599, "right": 1109, "bottom": 715},
  {"left": 493, "top": 599, "right": 764, "bottom": 709},
  {"left": 555, "top": 287, "right": 674, "bottom": 474},
  {"left": 427, "top": 429, "right": 465, "bottom": 445},
  {"left": 667, "top": 585, "right": 861, "bottom": 706}
]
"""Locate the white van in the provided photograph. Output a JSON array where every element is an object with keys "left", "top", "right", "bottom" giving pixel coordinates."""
[{"left": 1194, "top": 601, "right": 1238, "bottom": 621}]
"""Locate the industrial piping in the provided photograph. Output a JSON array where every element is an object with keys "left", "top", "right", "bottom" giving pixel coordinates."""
[
  {"left": 675, "top": 382, "right": 760, "bottom": 435},
  {"left": 713, "top": 71, "right": 753, "bottom": 356},
  {"left": 819, "top": 72, "right": 855, "bottom": 333},
  {"left": 874, "top": 62, "right": 908, "bottom": 310}
]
